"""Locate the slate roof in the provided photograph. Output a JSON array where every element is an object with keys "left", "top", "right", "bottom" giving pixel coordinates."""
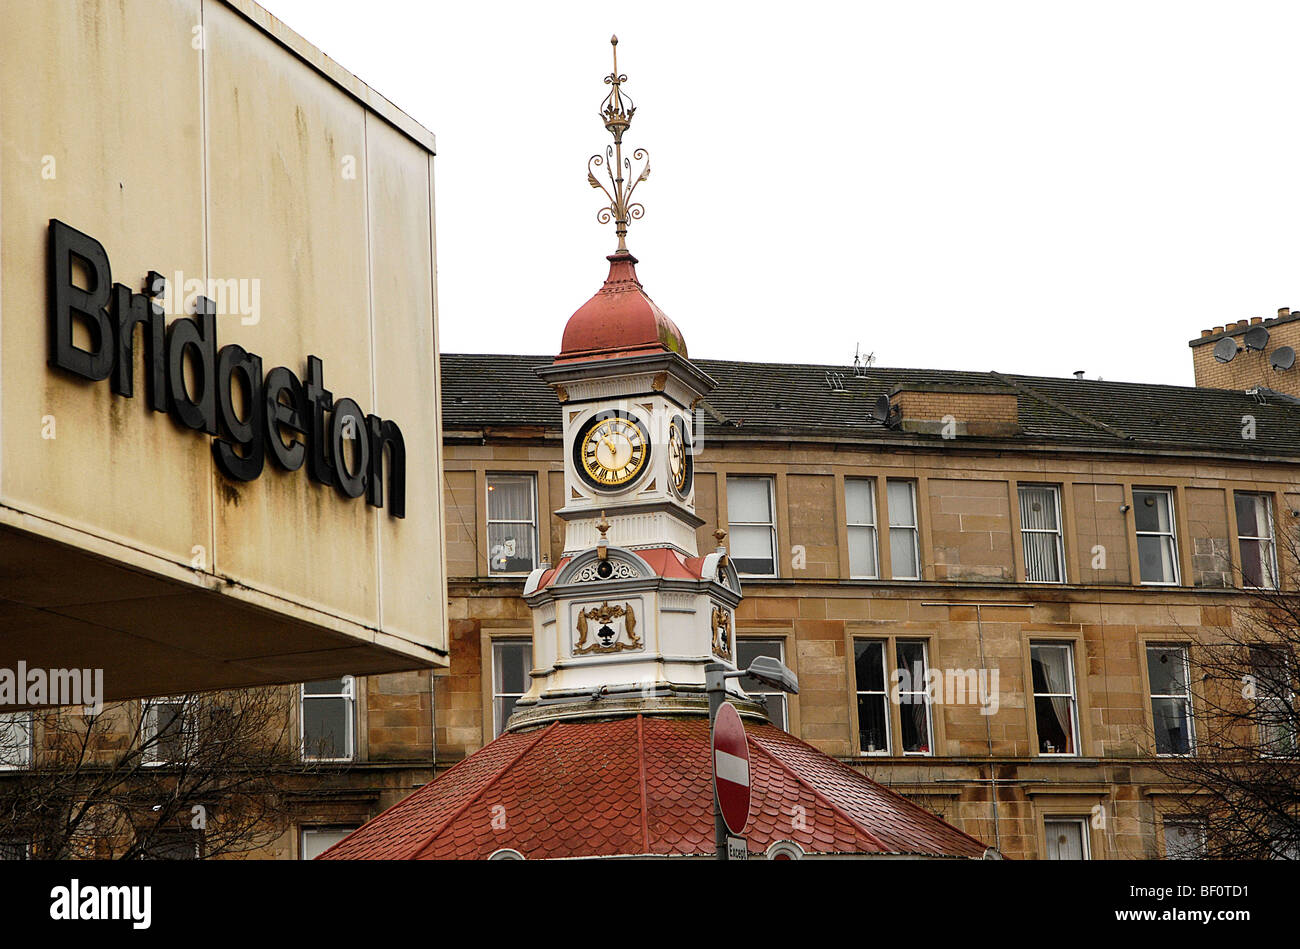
[
  {"left": 317, "top": 715, "right": 990, "bottom": 860},
  {"left": 441, "top": 353, "right": 1300, "bottom": 458}
]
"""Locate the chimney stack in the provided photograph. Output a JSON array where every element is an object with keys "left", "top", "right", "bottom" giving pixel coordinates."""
[{"left": 1190, "top": 307, "right": 1300, "bottom": 397}]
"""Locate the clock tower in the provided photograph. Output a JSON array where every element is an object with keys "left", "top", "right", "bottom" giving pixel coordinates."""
[{"left": 512, "top": 37, "right": 761, "bottom": 728}]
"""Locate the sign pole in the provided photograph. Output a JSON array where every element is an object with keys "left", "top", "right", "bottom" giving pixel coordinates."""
[{"left": 705, "top": 662, "right": 729, "bottom": 862}]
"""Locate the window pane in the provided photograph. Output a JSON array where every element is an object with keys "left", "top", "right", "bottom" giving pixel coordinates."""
[
  {"left": 1018, "top": 486, "right": 1059, "bottom": 531},
  {"left": 896, "top": 640, "right": 925, "bottom": 676},
  {"left": 488, "top": 522, "right": 536, "bottom": 573},
  {"left": 0, "top": 713, "right": 31, "bottom": 769},
  {"left": 736, "top": 640, "right": 781, "bottom": 692},
  {"left": 1137, "top": 535, "right": 1176, "bottom": 583},
  {"left": 1163, "top": 822, "right": 1206, "bottom": 860},
  {"left": 1045, "top": 820, "right": 1087, "bottom": 860},
  {"left": 887, "top": 481, "right": 916, "bottom": 527},
  {"left": 1134, "top": 491, "right": 1172, "bottom": 533},
  {"left": 1147, "top": 646, "right": 1188, "bottom": 696},
  {"left": 730, "top": 524, "right": 774, "bottom": 574},
  {"left": 846, "top": 479, "right": 875, "bottom": 525},
  {"left": 495, "top": 695, "right": 520, "bottom": 732},
  {"left": 1151, "top": 698, "right": 1193, "bottom": 755},
  {"left": 1234, "top": 493, "right": 1266, "bottom": 537},
  {"left": 154, "top": 703, "right": 187, "bottom": 761},
  {"left": 487, "top": 475, "right": 533, "bottom": 521},
  {"left": 857, "top": 694, "right": 888, "bottom": 753},
  {"left": 304, "top": 678, "right": 348, "bottom": 696},
  {"left": 1240, "top": 538, "right": 1266, "bottom": 588},
  {"left": 301, "top": 828, "right": 356, "bottom": 860},
  {"left": 890, "top": 527, "right": 919, "bottom": 579},
  {"left": 304, "top": 697, "right": 348, "bottom": 759},
  {"left": 848, "top": 526, "right": 878, "bottom": 578},
  {"left": 737, "top": 640, "right": 787, "bottom": 729},
  {"left": 728, "top": 478, "right": 772, "bottom": 523},
  {"left": 1031, "top": 644, "right": 1071, "bottom": 694},
  {"left": 142, "top": 834, "right": 200, "bottom": 860},
  {"left": 854, "top": 640, "right": 886, "bottom": 692},
  {"left": 0, "top": 841, "right": 27, "bottom": 860},
  {"left": 1023, "top": 532, "right": 1062, "bottom": 582},
  {"left": 1033, "top": 697, "right": 1075, "bottom": 753},
  {"left": 494, "top": 643, "right": 531, "bottom": 695},
  {"left": 764, "top": 694, "right": 788, "bottom": 731},
  {"left": 895, "top": 641, "right": 930, "bottom": 754}
]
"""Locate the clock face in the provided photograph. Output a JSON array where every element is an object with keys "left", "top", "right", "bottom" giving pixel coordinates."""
[
  {"left": 573, "top": 410, "right": 652, "bottom": 490},
  {"left": 668, "top": 415, "right": 693, "bottom": 496}
]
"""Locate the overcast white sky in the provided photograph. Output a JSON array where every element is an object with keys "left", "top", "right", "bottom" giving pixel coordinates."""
[{"left": 260, "top": 0, "right": 1300, "bottom": 386}]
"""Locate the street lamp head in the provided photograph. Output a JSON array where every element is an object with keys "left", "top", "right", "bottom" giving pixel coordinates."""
[{"left": 744, "top": 655, "right": 799, "bottom": 695}]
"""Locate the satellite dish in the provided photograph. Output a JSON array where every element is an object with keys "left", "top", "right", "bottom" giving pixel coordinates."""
[
  {"left": 869, "top": 395, "right": 891, "bottom": 424},
  {"left": 1213, "top": 337, "right": 1239, "bottom": 363},
  {"left": 1244, "top": 325, "right": 1271, "bottom": 351},
  {"left": 1271, "top": 345, "right": 1296, "bottom": 371}
]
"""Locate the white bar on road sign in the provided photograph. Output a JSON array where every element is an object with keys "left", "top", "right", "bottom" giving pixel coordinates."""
[
  {"left": 715, "top": 749, "right": 750, "bottom": 786},
  {"left": 727, "top": 836, "right": 748, "bottom": 861}
]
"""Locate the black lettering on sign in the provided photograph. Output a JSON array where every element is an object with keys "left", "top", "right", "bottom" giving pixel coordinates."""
[{"left": 46, "top": 220, "right": 407, "bottom": 518}]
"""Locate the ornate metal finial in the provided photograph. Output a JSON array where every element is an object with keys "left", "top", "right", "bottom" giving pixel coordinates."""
[
  {"left": 588, "top": 35, "right": 650, "bottom": 254},
  {"left": 598, "top": 512, "right": 611, "bottom": 539}
]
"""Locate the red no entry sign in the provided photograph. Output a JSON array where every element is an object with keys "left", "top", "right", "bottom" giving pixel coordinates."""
[{"left": 712, "top": 701, "right": 751, "bottom": 836}]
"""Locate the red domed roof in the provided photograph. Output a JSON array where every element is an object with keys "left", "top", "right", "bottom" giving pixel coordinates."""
[
  {"left": 557, "top": 252, "right": 688, "bottom": 363},
  {"left": 316, "top": 715, "right": 991, "bottom": 860}
]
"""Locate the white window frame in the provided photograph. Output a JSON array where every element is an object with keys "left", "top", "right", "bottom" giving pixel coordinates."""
[
  {"left": 1251, "top": 646, "right": 1296, "bottom": 758},
  {"left": 486, "top": 472, "right": 539, "bottom": 576},
  {"left": 1029, "top": 642, "right": 1080, "bottom": 756},
  {"left": 1133, "top": 488, "right": 1180, "bottom": 586},
  {"left": 854, "top": 638, "right": 891, "bottom": 756},
  {"left": 726, "top": 476, "right": 778, "bottom": 578},
  {"left": 845, "top": 477, "right": 880, "bottom": 579},
  {"left": 894, "top": 639, "right": 934, "bottom": 756},
  {"left": 886, "top": 479, "right": 921, "bottom": 580},
  {"left": 737, "top": 638, "right": 789, "bottom": 730},
  {"left": 0, "top": 712, "right": 33, "bottom": 771},
  {"left": 300, "top": 826, "right": 359, "bottom": 860},
  {"left": 142, "top": 695, "right": 197, "bottom": 767},
  {"left": 1163, "top": 819, "right": 1207, "bottom": 860},
  {"left": 1147, "top": 645, "right": 1196, "bottom": 757},
  {"left": 1235, "top": 492, "right": 1279, "bottom": 591},
  {"left": 1018, "top": 484, "right": 1066, "bottom": 583},
  {"left": 0, "top": 839, "right": 30, "bottom": 861},
  {"left": 1044, "top": 817, "right": 1091, "bottom": 860},
  {"left": 300, "top": 676, "right": 356, "bottom": 763},
  {"left": 491, "top": 640, "right": 533, "bottom": 738}
]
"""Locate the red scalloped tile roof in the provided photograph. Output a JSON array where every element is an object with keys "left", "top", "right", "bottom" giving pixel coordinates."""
[
  {"left": 317, "top": 715, "right": 989, "bottom": 860},
  {"left": 535, "top": 548, "right": 710, "bottom": 592}
]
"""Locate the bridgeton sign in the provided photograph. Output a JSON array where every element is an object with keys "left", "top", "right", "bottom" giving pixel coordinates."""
[{"left": 48, "top": 220, "right": 406, "bottom": 516}]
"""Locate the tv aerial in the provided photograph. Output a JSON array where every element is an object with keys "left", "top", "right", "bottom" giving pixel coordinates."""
[
  {"left": 1270, "top": 345, "right": 1296, "bottom": 371},
  {"left": 852, "top": 344, "right": 875, "bottom": 378}
]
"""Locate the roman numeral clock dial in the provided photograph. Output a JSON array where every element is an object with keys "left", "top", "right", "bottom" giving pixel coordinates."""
[{"left": 573, "top": 410, "right": 652, "bottom": 490}]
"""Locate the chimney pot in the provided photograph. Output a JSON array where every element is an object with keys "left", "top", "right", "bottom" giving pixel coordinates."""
[
  {"left": 1200, "top": 329, "right": 1214, "bottom": 338},
  {"left": 1280, "top": 307, "right": 1292, "bottom": 318},
  {"left": 1073, "top": 370, "right": 1085, "bottom": 380},
  {"left": 1251, "top": 317, "right": 1263, "bottom": 325},
  {"left": 1213, "top": 325, "right": 1225, "bottom": 335}
]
